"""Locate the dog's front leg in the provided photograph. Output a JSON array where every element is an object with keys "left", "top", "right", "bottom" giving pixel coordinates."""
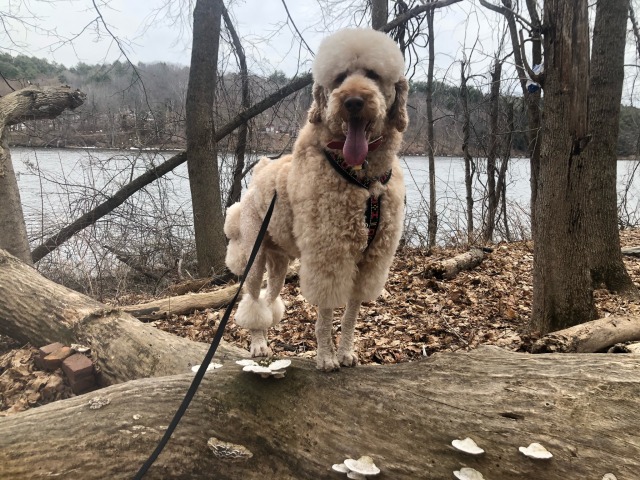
[
  {"left": 337, "top": 299, "right": 361, "bottom": 367},
  {"left": 315, "top": 307, "right": 340, "bottom": 371},
  {"left": 248, "top": 329, "right": 270, "bottom": 357}
]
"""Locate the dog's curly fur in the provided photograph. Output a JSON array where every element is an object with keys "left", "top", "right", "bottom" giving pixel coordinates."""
[{"left": 224, "top": 29, "right": 408, "bottom": 371}]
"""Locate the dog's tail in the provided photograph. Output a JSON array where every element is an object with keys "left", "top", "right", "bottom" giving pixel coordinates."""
[{"left": 224, "top": 202, "right": 247, "bottom": 275}]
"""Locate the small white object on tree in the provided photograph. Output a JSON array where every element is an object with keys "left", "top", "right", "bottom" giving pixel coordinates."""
[
  {"left": 519, "top": 442, "right": 553, "bottom": 459},
  {"left": 191, "top": 363, "right": 223, "bottom": 373},
  {"left": 454, "top": 467, "right": 485, "bottom": 480},
  {"left": 451, "top": 437, "right": 485, "bottom": 455},
  {"left": 237, "top": 359, "right": 291, "bottom": 378}
]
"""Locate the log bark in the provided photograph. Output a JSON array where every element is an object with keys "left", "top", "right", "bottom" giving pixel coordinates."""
[
  {"left": 622, "top": 246, "right": 640, "bottom": 258},
  {"left": 532, "top": 315, "right": 640, "bottom": 353},
  {"left": 122, "top": 286, "right": 237, "bottom": 321},
  {"left": 127, "top": 263, "right": 299, "bottom": 320},
  {"left": 425, "top": 248, "right": 484, "bottom": 280},
  {"left": 0, "top": 249, "right": 246, "bottom": 385},
  {"left": 0, "top": 346, "right": 638, "bottom": 479}
]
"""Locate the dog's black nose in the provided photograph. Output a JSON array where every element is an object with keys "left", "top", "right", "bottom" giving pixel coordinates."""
[{"left": 344, "top": 96, "right": 364, "bottom": 113}]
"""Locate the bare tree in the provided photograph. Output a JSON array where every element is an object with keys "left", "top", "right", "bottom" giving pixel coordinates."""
[
  {"left": 583, "top": 0, "right": 638, "bottom": 296},
  {"left": 0, "top": 86, "right": 85, "bottom": 264},
  {"left": 185, "top": 0, "right": 227, "bottom": 277},
  {"left": 425, "top": 2, "right": 437, "bottom": 248},
  {"left": 532, "top": 0, "right": 597, "bottom": 333}
]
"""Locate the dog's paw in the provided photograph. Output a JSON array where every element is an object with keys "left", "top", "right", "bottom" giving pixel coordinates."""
[
  {"left": 337, "top": 349, "right": 358, "bottom": 367},
  {"left": 249, "top": 339, "right": 272, "bottom": 358},
  {"left": 316, "top": 351, "right": 340, "bottom": 371}
]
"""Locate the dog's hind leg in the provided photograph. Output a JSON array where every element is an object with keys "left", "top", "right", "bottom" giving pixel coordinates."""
[
  {"left": 315, "top": 307, "right": 340, "bottom": 371},
  {"left": 337, "top": 299, "right": 361, "bottom": 367},
  {"left": 234, "top": 250, "right": 272, "bottom": 357},
  {"left": 264, "top": 251, "right": 288, "bottom": 325}
]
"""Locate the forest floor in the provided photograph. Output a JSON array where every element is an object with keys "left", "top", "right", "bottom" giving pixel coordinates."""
[{"left": 2, "top": 230, "right": 640, "bottom": 415}]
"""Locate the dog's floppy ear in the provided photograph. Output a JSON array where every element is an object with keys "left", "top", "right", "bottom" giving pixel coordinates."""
[
  {"left": 388, "top": 76, "right": 409, "bottom": 132},
  {"left": 307, "top": 83, "right": 327, "bottom": 124}
]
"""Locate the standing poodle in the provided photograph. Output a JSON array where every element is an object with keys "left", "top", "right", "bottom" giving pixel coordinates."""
[{"left": 224, "top": 28, "right": 408, "bottom": 371}]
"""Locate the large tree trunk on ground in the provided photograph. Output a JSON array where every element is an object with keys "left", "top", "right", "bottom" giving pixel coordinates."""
[
  {"left": 0, "top": 249, "right": 245, "bottom": 385},
  {"left": 532, "top": 315, "right": 640, "bottom": 353},
  {"left": 186, "top": 0, "right": 228, "bottom": 277},
  {"left": 1, "top": 346, "right": 639, "bottom": 479},
  {"left": 0, "top": 86, "right": 85, "bottom": 264},
  {"left": 585, "top": 0, "right": 638, "bottom": 297},
  {"left": 532, "top": 0, "right": 597, "bottom": 333}
]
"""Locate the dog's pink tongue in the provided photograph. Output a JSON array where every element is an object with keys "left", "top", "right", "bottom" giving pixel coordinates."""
[{"left": 343, "top": 117, "right": 368, "bottom": 166}]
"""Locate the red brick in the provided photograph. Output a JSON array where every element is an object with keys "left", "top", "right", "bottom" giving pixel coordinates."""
[
  {"left": 62, "top": 353, "right": 94, "bottom": 382},
  {"left": 69, "top": 375, "right": 96, "bottom": 395},
  {"left": 41, "top": 346, "right": 73, "bottom": 371},
  {"left": 36, "top": 342, "right": 65, "bottom": 369}
]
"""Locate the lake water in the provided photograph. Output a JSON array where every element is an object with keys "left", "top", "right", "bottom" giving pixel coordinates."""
[{"left": 12, "top": 147, "right": 640, "bottom": 248}]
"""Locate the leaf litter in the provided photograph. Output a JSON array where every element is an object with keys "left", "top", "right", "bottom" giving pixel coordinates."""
[{"left": 2, "top": 230, "right": 640, "bottom": 415}]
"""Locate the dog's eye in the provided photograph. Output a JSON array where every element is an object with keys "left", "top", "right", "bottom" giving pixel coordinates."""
[
  {"left": 365, "top": 69, "right": 380, "bottom": 81},
  {"left": 334, "top": 72, "right": 347, "bottom": 85}
]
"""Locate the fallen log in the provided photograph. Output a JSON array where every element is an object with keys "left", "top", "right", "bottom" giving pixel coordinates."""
[
  {"left": 424, "top": 248, "right": 485, "bottom": 279},
  {"left": 621, "top": 246, "right": 640, "bottom": 257},
  {"left": 532, "top": 315, "right": 640, "bottom": 353},
  {"left": 0, "top": 346, "right": 638, "bottom": 479},
  {"left": 0, "top": 249, "right": 246, "bottom": 385},
  {"left": 127, "top": 263, "right": 300, "bottom": 321},
  {"left": 122, "top": 286, "right": 238, "bottom": 321}
]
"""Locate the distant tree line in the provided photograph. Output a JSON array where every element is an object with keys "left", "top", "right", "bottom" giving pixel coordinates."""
[{"left": 3, "top": 53, "right": 638, "bottom": 157}]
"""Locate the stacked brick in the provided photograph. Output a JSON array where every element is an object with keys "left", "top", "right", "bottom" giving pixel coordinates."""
[{"left": 36, "top": 343, "right": 97, "bottom": 394}]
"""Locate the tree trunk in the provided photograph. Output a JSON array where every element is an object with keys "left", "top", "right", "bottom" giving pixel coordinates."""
[
  {"left": 426, "top": 6, "right": 438, "bottom": 248},
  {"left": 1, "top": 346, "right": 639, "bottom": 479},
  {"left": 585, "top": 0, "right": 638, "bottom": 296},
  {"left": 0, "top": 86, "right": 85, "bottom": 264},
  {"left": 483, "top": 59, "right": 502, "bottom": 243},
  {"left": 186, "top": 0, "right": 227, "bottom": 277},
  {"left": 532, "top": 0, "right": 597, "bottom": 333},
  {"left": 223, "top": 6, "right": 251, "bottom": 209},
  {"left": 0, "top": 248, "right": 245, "bottom": 385},
  {"left": 460, "top": 61, "right": 474, "bottom": 242},
  {"left": 371, "top": 0, "right": 388, "bottom": 29}
]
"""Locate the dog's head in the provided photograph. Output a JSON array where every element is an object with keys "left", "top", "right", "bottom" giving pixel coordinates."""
[{"left": 308, "top": 29, "right": 408, "bottom": 167}]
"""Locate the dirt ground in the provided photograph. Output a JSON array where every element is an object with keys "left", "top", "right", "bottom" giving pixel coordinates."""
[{"left": 2, "top": 230, "right": 640, "bottom": 416}]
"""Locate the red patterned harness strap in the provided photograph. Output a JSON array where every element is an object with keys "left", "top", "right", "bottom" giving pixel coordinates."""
[{"left": 323, "top": 150, "right": 392, "bottom": 250}]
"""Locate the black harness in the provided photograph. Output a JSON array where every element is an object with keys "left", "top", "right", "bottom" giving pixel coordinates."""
[{"left": 324, "top": 150, "right": 392, "bottom": 249}]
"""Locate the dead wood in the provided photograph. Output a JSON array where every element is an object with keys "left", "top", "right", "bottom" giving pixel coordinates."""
[
  {"left": 532, "top": 315, "right": 640, "bottom": 353},
  {"left": 425, "top": 248, "right": 485, "bottom": 279},
  {"left": 621, "top": 246, "right": 640, "bottom": 257},
  {"left": 0, "top": 248, "right": 246, "bottom": 385},
  {"left": 130, "top": 263, "right": 299, "bottom": 320},
  {"left": 122, "top": 286, "right": 237, "bottom": 321},
  {"left": 0, "top": 346, "right": 638, "bottom": 479}
]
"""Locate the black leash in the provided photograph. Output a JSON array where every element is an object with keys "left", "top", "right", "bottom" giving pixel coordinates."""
[{"left": 133, "top": 192, "right": 277, "bottom": 479}]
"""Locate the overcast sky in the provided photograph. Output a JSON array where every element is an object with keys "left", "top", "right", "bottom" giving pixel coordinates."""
[{"left": 4, "top": 0, "right": 509, "bottom": 88}]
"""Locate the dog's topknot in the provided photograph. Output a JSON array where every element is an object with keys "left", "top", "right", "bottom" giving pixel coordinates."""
[{"left": 312, "top": 29, "right": 405, "bottom": 88}]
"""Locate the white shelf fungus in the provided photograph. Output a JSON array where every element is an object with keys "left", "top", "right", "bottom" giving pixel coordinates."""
[
  {"left": 451, "top": 437, "right": 485, "bottom": 455},
  {"left": 191, "top": 362, "right": 223, "bottom": 373},
  {"left": 453, "top": 467, "right": 485, "bottom": 480},
  {"left": 602, "top": 475, "right": 617, "bottom": 480},
  {"left": 332, "top": 456, "right": 380, "bottom": 478},
  {"left": 236, "top": 358, "right": 291, "bottom": 378},
  {"left": 518, "top": 442, "right": 553, "bottom": 459}
]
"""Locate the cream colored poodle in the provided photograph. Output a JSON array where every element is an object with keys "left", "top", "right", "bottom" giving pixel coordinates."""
[{"left": 224, "top": 28, "right": 407, "bottom": 371}]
